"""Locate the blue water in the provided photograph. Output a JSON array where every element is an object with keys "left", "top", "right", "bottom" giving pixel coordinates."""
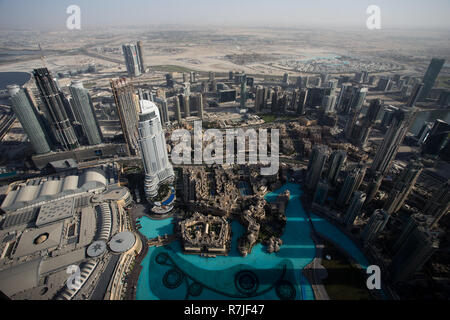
[{"left": 136, "top": 182, "right": 373, "bottom": 300}]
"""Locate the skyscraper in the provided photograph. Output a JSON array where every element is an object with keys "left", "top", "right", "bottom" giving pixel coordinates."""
[
  {"left": 138, "top": 100, "right": 175, "bottom": 201},
  {"left": 110, "top": 78, "right": 139, "bottom": 156},
  {"left": 7, "top": 84, "right": 51, "bottom": 155},
  {"left": 419, "top": 58, "right": 445, "bottom": 101},
  {"left": 392, "top": 213, "right": 430, "bottom": 253},
  {"left": 255, "top": 86, "right": 266, "bottom": 113},
  {"left": 313, "top": 180, "right": 329, "bottom": 205},
  {"left": 384, "top": 160, "right": 423, "bottom": 214},
  {"left": 296, "top": 89, "right": 308, "bottom": 115},
  {"left": 240, "top": 74, "right": 247, "bottom": 109},
  {"left": 33, "top": 68, "right": 79, "bottom": 151},
  {"left": 327, "top": 150, "right": 347, "bottom": 185},
  {"left": 370, "top": 108, "right": 416, "bottom": 176},
  {"left": 362, "top": 209, "right": 390, "bottom": 246},
  {"left": 421, "top": 119, "right": 450, "bottom": 156},
  {"left": 306, "top": 145, "right": 329, "bottom": 192},
  {"left": 390, "top": 225, "right": 440, "bottom": 283},
  {"left": 336, "top": 164, "right": 366, "bottom": 207},
  {"left": 69, "top": 81, "right": 103, "bottom": 146},
  {"left": 175, "top": 97, "right": 182, "bottom": 123},
  {"left": 424, "top": 180, "right": 450, "bottom": 229},
  {"left": 136, "top": 41, "right": 146, "bottom": 74},
  {"left": 406, "top": 83, "right": 424, "bottom": 108},
  {"left": 122, "top": 43, "right": 142, "bottom": 77},
  {"left": 344, "top": 191, "right": 366, "bottom": 227}
]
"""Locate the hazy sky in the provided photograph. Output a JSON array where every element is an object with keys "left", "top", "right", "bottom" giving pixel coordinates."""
[{"left": 0, "top": 0, "right": 450, "bottom": 30}]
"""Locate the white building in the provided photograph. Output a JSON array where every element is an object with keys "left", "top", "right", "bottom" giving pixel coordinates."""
[{"left": 138, "top": 100, "right": 175, "bottom": 200}]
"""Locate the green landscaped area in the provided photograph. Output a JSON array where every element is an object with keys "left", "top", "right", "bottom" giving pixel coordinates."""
[
  {"left": 152, "top": 65, "right": 194, "bottom": 73},
  {"left": 259, "top": 114, "right": 299, "bottom": 123},
  {"left": 320, "top": 239, "right": 374, "bottom": 300}
]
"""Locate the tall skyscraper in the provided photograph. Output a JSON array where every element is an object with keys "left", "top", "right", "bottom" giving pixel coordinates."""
[
  {"left": 69, "top": 81, "right": 103, "bottom": 146},
  {"left": 306, "top": 145, "right": 329, "bottom": 192},
  {"left": 110, "top": 78, "right": 139, "bottom": 156},
  {"left": 136, "top": 41, "right": 146, "bottom": 74},
  {"left": 255, "top": 86, "right": 267, "bottom": 113},
  {"left": 406, "top": 83, "right": 424, "bottom": 108},
  {"left": 175, "top": 97, "right": 182, "bottom": 123},
  {"left": 336, "top": 164, "right": 366, "bottom": 207},
  {"left": 327, "top": 150, "right": 347, "bottom": 185},
  {"left": 240, "top": 74, "right": 247, "bottom": 109},
  {"left": 421, "top": 119, "right": 450, "bottom": 156},
  {"left": 392, "top": 213, "right": 430, "bottom": 253},
  {"left": 344, "top": 191, "right": 366, "bottom": 227},
  {"left": 33, "top": 68, "right": 79, "bottom": 151},
  {"left": 362, "top": 209, "right": 390, "bottom": 246},
  {"left": 122, "top": 43, "right": 143, "bottom": 77},
  {"left": 7, "top": 85, "right": 52, "bottom": 154},
  {"left": 370, "top": 108, "right": 416, "bottom": 176},
  {"left": 364, "top": 173, "right": 383, "bottom": 205},
  {"left": 384, "top": 160, "right": 423, "bottom": 214},
  {"left": 424, "top": 180, "right": 450, "bottom": 229},
  {"left": 313, "top": 180, "right": 329, "bottom": 205},
  {"left": 154, "top": 97, "right": 170, "bottom": 126},
  {"left": 296, "top": 89, "right": 308, "bottom": 115},
  {"left": 419, "top": 58, "right": 446, "bottom": 101},
  {"left": 390, "top": 225, "right": 440, "bottom": 283},
  {"left": 138, "top": 100, "right": 175, "bottom": 201}
]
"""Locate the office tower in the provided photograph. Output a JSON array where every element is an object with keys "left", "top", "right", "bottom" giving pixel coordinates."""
[
  {"left": 306, "top": 145, "right": 329, "bottom": 192},
  {"left": 283, "top": 73, "right": 289, "bottom": 85},
  {"left": 406, "top": 83, "right": 424, "bottom": 108},
  {"left": 321, "top": 95, "right": 336, "bottom": 113},
  {"left": 371, "top": 108, "right": 415, "bottom": 176},
  {"left": 189, "top": 93, "right": 203, "bottom": 119},
  {"left": 365, "top": 99, "right": 382, "bottom": 124},
  {"left": 182, "top": 73, "right": 187, "bottom": 83},
  {"left": 154, "top": 97, "right": 169, "bottom": 126},
  {"left": 296, "top": 76, "right": 303, "bottom": 88},
  {"left": 422, "top": 119, "right": 450, "bottom": 156},
  {"left": 384, "top": 160, "right": 423, "bottom": 214},
  {"left": 175, "top": 97, "right": 182, "bottom": 122},
  {"left": 296, "top": 89, "right": 308, "bottom": 115},
  {"left": 438, "top": 90, "right": 450, "bottom": 107},
  {"left": 178, "top": 94, "right": 191, "bottom": 118},
  {"left": 166, "top": 74, "right": 174, "bottom": 88},
  {"left": 7, "top": 85, "right": 51, "bottom": 154},
  {"left": 240, "top": 74, "right": 247, "bottom": 109},
  {"left": 122, "top": 44, "right": 142, "bottom": 77},
  {"left": 362, "top": 209, "right": 390, "bottom": 246},
  {"left": 255, "top": 86, "right": 266, "bottom": 113},
  {"left": 390, "top": 225, "right": 439, "bottom": 283},
  {"left": 110, "top": 78, "right": 139, "bottom": 156},
  {"left": 209, "top": 72, "right": 215, "bottom": 82},
  {"left": 344, "top": 111, "right": 359, "bottom": 140},
  {"left": 344, "top": 191, "right": 366, "bottom": 227},
  {"left": 365, "top": 173, "right": 383, "bottom": 204},
  {"left": 337, "top": 164, "right": 366, "bottom": 207},
  {"left": 138, "top": 100, "right": 175, "bottom": 200},
  {"left": 33, "top": 68, "right": 79, "bottom": 151},
  {"left": 354, "top": 72, "right": 363, "bottom": 83},
  {"left": 419, "top": 58, "right": 446, "bottom": 101},
  {"left": 278, "top": 95, "right": 288, "bottom": 114},
  {"left": 321, "top": 73, "right": 329, "bottom": 84},
  {"left": 229, "top": 71, "right": 234, "bottom": 81},
  {"left": 424, "top": 180, "right": 450, "bottom": 229},
  {"left": 336, "top": 83, "right": 353, "bottom": 113},
  {"left": 304, "top": 76, "right": 311, "bottom": 88},
  {"left": 349, "top": 87, "right": 368, "bottom": 112},
  {"left": 328, "top": 150, "right": 347, "bottom": 185},
  {"left": 136, "top": 41, "right": 146, "bottom": 74},
  {"left": 362, "top": 71, "right": 370, "bottom": 83},
  {"left": 190, "top": 71, "right": 196, "bottom": 83},
  {"left": 69, "top": 81, "right": 103, "bottom": 146},
  {"left": 417, "top": 122, "right": 433, "bottom": 145},
  {"left": 392, "top": 213, "right": 430, "bottom": 253},
  {"left": 313, "top": 180, "right": 329, "bottom": 205},
  {"left": 377, "top": 78, "right": 391, "bottom": 92}
]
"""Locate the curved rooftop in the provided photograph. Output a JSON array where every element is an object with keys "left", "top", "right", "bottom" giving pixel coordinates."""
[
  {"left": 108, "top": 231, "right": 136, "bottom": 253},
  {"left": 87, "top": 240, "right": 107, "bottom": 258}
]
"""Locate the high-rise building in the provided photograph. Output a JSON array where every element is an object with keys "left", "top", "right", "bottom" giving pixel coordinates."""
[
  {"left": 313, "top": 180, "right": 329, "bottom": 205},
  {"left": 344, "top": 191, "right": 366, "bottom": 227},
  {"left": 255, "top": 86, "right": 267, "bottom": 113},
  {"left": 327, "top": 150, "right": 347, "bottom": 185},
  {"left": 371, "top": 108, "right": 416, "bottom": 176},
  {"left": 337, "top": 164, "right": 366, "bottom": 207},
  {"left": 154, "top": 97, "right": 170, "bottom": 126},
  {"left": 282, "top": 73, "right": 289, "bottom": 85},
  {"left": 69, "top": 81, "right": 103, "bottom": 146},
  {"left": 110, "top": 78, "right": 139, "bottom": 156},
  {"left": 122, "top": 44, "right": 142, "bottom": 77},
  {"left": 240, "top": 74, "right": 247, "bottom": 109},
  {"left": 175, "top": 97, "right": 182, "bottom": 123},
  {"left": 364, "top": 173, "right": 383, "bottom": 205},
  {"left": 136, "top": 41, "right": 146, "bottom": 74},
  {"left": 190, "top": 71, "right": 196, "bottom": 83},
  {"left": 137, "top": 100, "right": 175, "bottom": 200},
  {"left": 365, "top": 99, "right": 382, "bottom": 124},
  {"left": 392, "top": 213, "right": 430, "bottom": 253},
  {"left": 406, "top": 83, "right": 424, "bottom": 108},
  {"left": 306, "top": 145, "right": 329, "bottom": 192},
  {"left": 296, "top": 89, "right": 308, "bottom": 115},
  {"left": 33, "top": 68, "right": 79, "bottom": 151},
  {"left": 390, "top": 225, "right": 440, "bottom": 283},
  {"left": 7, "top": 85, "right": 52, "bottom": 154},
  {"left": 419, "top": 58, "right": 446, "bottom": 101},
  {"left": 362, "top": 209, "right": 390, "bottom": 246},
  {"left": 384, "top": 160, "right": 423, "bottom": 214},
  {"left": 424, "top": 180, "right": 450, "bottom": 229},
  {"left": 421, "top": 119, "right": 450, "bottom": 156}
]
